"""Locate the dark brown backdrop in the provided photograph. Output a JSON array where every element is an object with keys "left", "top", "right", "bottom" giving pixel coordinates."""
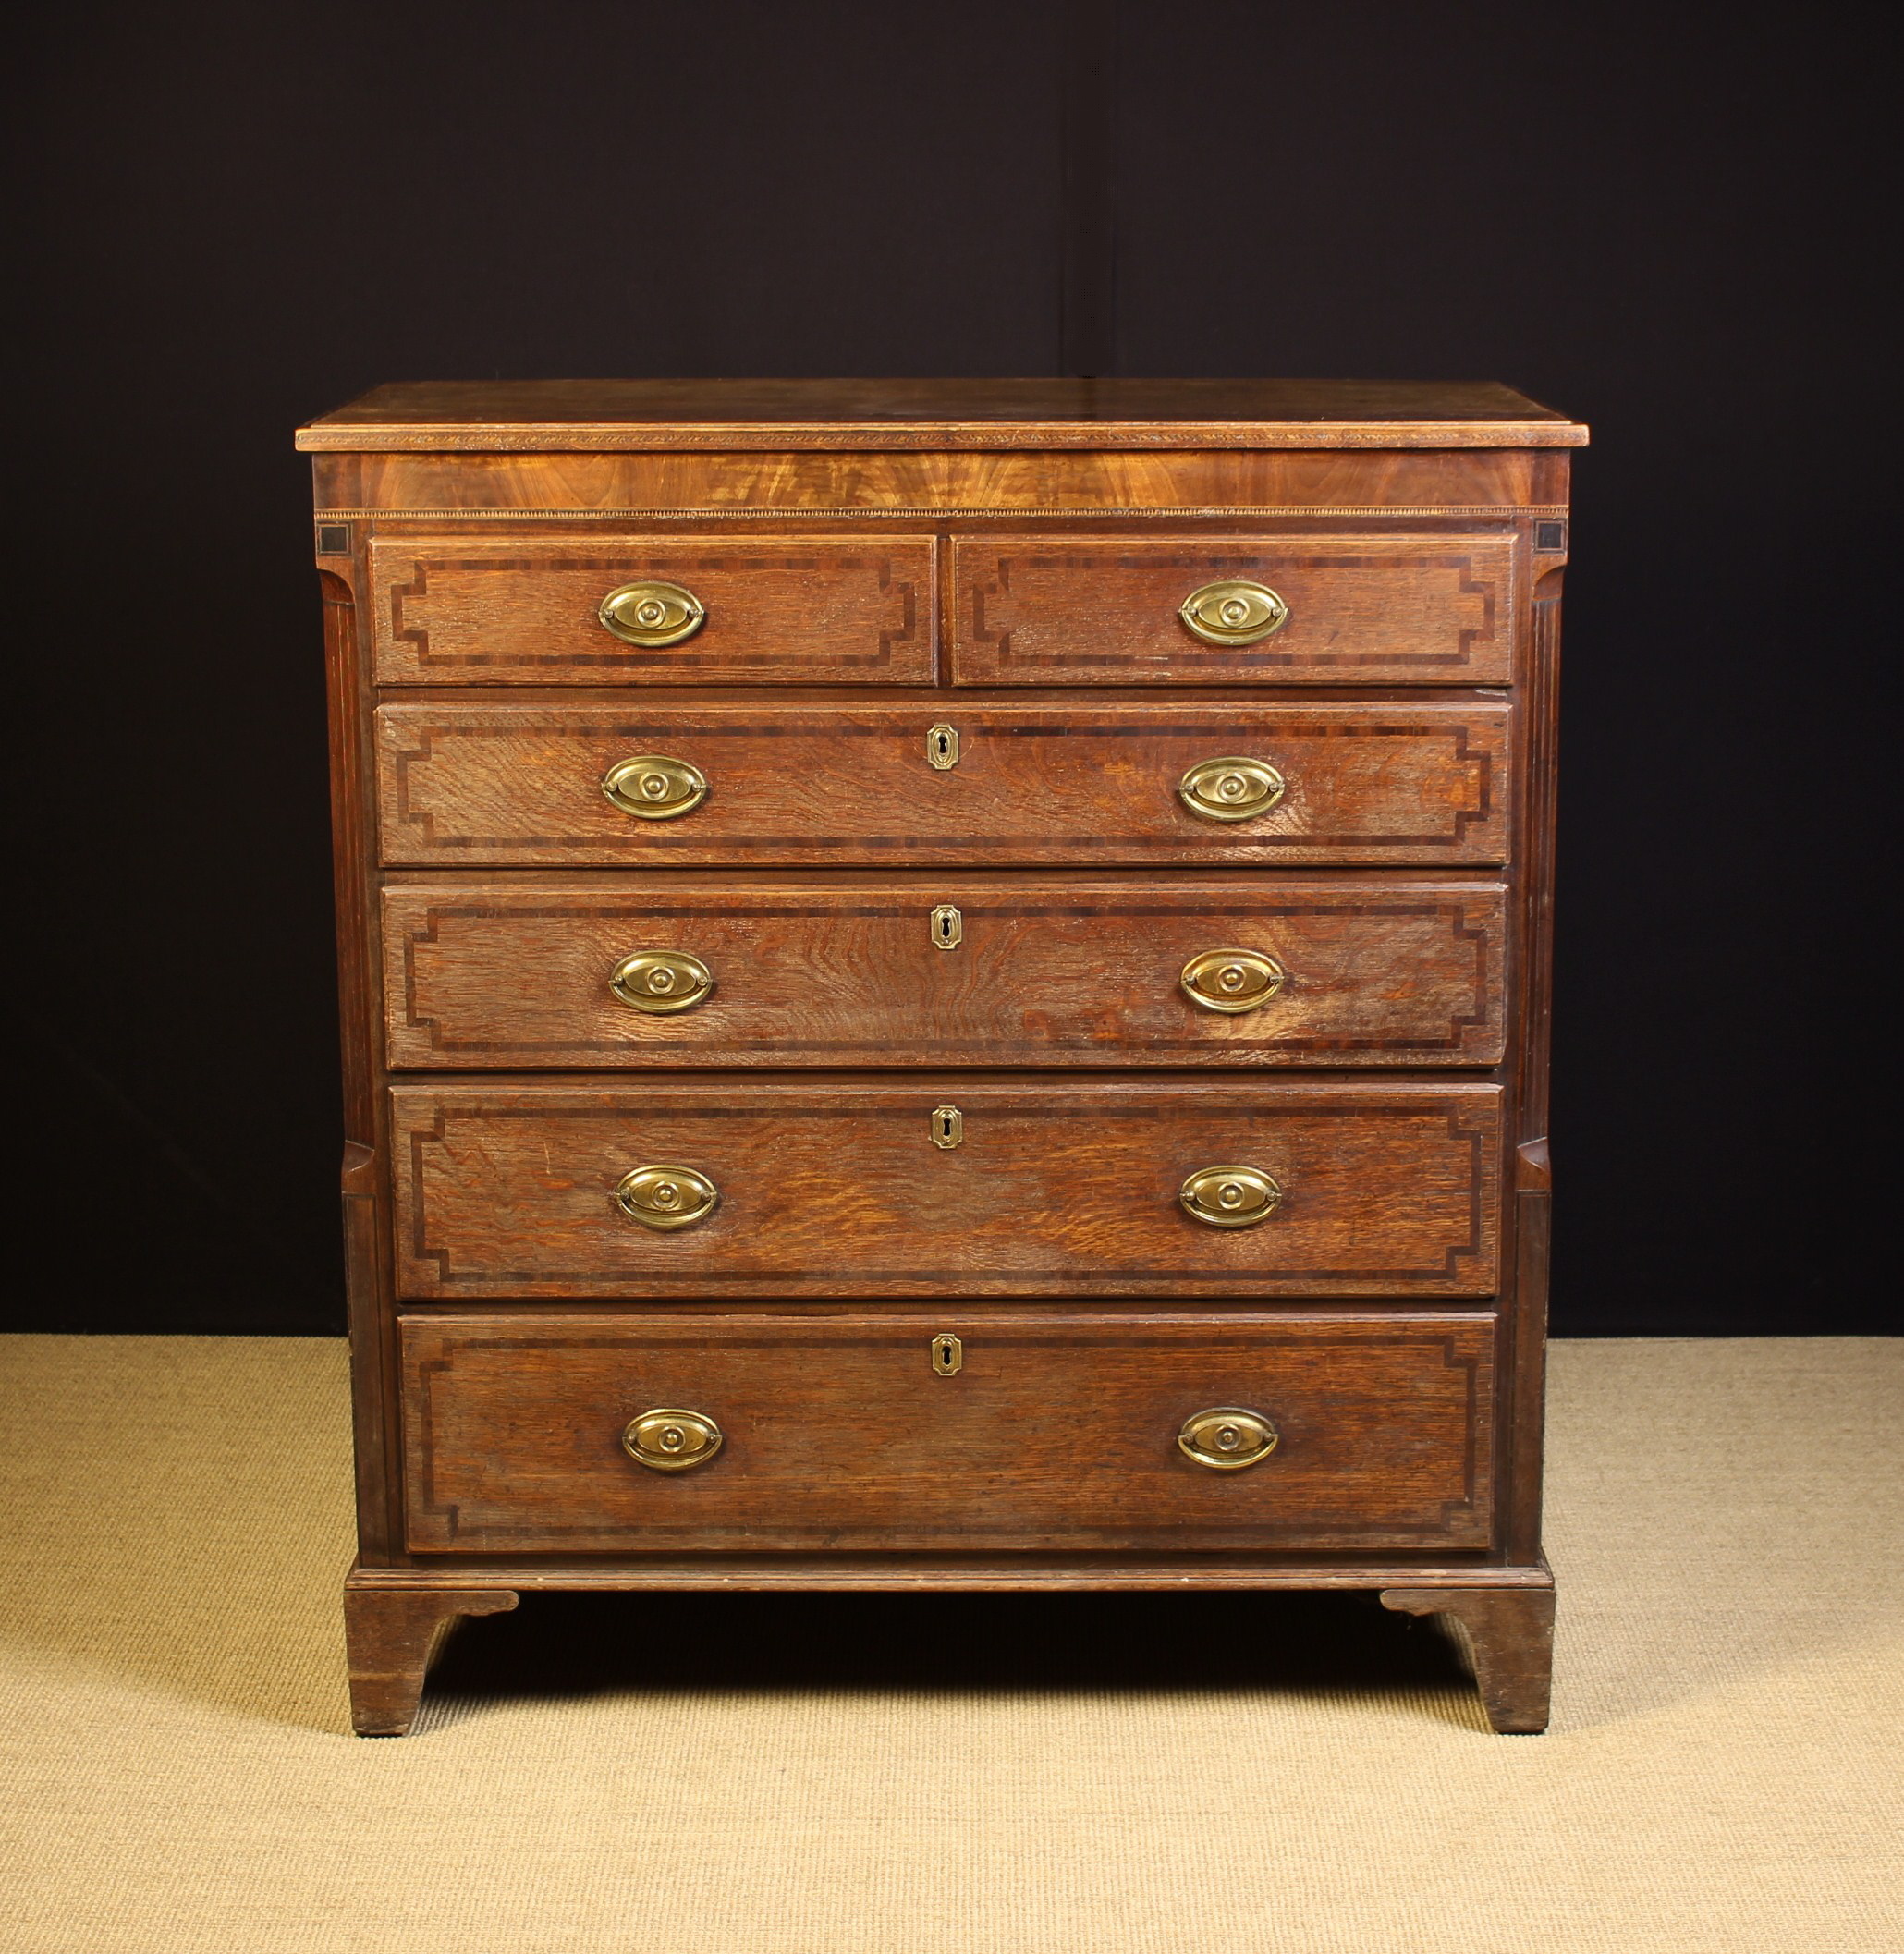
[{"left": 10, "top": 1, "right": 1891, "bottom": 1334}]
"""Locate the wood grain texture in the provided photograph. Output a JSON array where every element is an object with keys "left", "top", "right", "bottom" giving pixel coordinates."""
[
  {"left": 370, "top": 534, "right": 935, "bottom": 685},
  {"left": 1380, "top": 1584, "right": 1556, "bottom": 1733},
  {"left": 308, "top": 379, "right": 1570, "bottom": 1737},
  {"left": 314, "top": 447, "right": 1567, "bottom": 513},
  {"left": 953, "top": 535, "right": 1516, "bottom": 685},
  {"left": 374, "top": 699, "right": 1511, "bottom": 868},
  {"left": 349, "top": 1560, "right": 1556, "bottom": 1594},
  {"left": 387, "top": 1079, "right": 1502, "bottom": 1299},
  {"left": 297, "top": 377, "right": 1587, "bottom": 450},
  {"left": 400, "top": 1311, "right": 1497, "bottom": 1554},
  {"left": 381, "top": 875, "right": 1507, "bottom": 1069},
  {"left": 341, "top": 1577, "right": 518, "bottom": 1735}
]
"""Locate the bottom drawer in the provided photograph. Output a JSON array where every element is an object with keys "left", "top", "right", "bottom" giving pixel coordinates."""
[{"left": 402, "top": 1312, "right": 1496, "bottom": 1553}]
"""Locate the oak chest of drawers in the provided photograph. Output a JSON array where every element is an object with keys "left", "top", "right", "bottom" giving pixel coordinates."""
[{"left": 299, "top": 379, "right": 1584, "bottom": 1734}]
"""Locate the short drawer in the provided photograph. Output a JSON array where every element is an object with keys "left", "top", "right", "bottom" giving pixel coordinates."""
[
  {"left": 951, "top": 534, "right": 1517, "bottom": 685},
  {"left": 400, "top": 1310, "right": 1497, "bottom": 1553},
  {"left": 382, "top": 875, "right": 1508, "bottom": 1069},
  {"left": 374, "top": 699, "right": 1510, "bottom": 866},
  {"left": 388, "top": 1080, "right": 1501, "bottom": 1299},
  {"left": 368, "top": 532, "right": 936, "bottom": 684}
]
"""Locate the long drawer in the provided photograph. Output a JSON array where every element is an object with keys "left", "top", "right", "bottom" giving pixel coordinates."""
[
  {"left": 369, "top": 532, "right": 938, "bottom": 685},
  {"left": 374, "top": 699, "right": 1511, "bottom": 867},
  {"left": 382, "top": 875, "right": 1508, "bottom": 1069},
  {"left": 401, "top": 1310, "right": 1498, "bottom": 1553},
  {"left": 949, "top": 534, "right": 1518, "bottom": 685},
  {"left": 388, "top": 1080, "right": 1502, "bottom": 1299}
]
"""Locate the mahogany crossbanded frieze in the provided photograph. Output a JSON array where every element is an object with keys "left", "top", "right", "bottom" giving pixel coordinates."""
[
  {"left": 374, "top": 699, "right": 1511, "bottom": 867},
  {"left": 371, "top": 533, "right": 935, "bottom": 684},
  {"left": 387, "top": 1079, "right": 1502, "bottom": 1300},
  {"left": 380, "top": 875, "right": 1507, "bottom": 1069},
  {"left": 400, "top": 1311, "right": 1498, "bottom": 1554},
  {"left": 312, "top": 445, "right": 1569, "bottom": 516}
]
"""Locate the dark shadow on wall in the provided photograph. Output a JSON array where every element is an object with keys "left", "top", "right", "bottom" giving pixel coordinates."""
[{"left": 8, "top": 0, "right": 1893, "bottom": 1336}]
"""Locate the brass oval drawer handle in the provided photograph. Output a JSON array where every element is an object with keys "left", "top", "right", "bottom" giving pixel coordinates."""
[
  {"left": 1178, "top": 579, "right": 1288, "bottom": 646},
  {"left": 601, "top": 754, "right": 709, "bottom": 821},
  {"left": 1178, "top": 1408, "right": 1278, "bottom": 1471},
  {"left": 615, "top": 1165, "right": 719, "bottom": 1232},
  {"left": 623, "top": 1408, "right": 723, "bottom": 1472},
  {"left": 1180, "top": 947, "right": 1286, "bottom": 1015},
  {"left": 1178, "top": 756, "right": 1287, "bottom": 824},
  {"left": 598, "top": 580, "right": 706, "bottom": 647},
  {"left": 1180, "top": 1165, "right": 1283, "bottom": 1229},
  {"left": 610, "top": 950, "right": 714, "bottom": 1015}
]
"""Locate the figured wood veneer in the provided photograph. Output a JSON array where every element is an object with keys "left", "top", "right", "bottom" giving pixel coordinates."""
[
  {"left": 400, "top": 1312, "right": 1496, "bottom": 1554},
  {"left": 298, "top": 377, "right": 1587, "bottom": 450},
  {"left": 951, "top": 535, "right": 1516, "bottom": 685},
  {"left": 387, "top": 1080, "right": 1501, "bottom": 1300},
  {"left": 371, "top": 533, "right": 935, "bottom": 685},
  {"left": 373, "top": 699, "right": 1510, "bottom": 868},
  {"left": 381, "top": 876, "right": 1507, "bottom": 1069}
]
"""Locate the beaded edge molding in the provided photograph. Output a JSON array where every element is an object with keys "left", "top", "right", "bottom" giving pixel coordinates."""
[{"left": 312, "top": 505, "right": 1570, "bottom": 523}]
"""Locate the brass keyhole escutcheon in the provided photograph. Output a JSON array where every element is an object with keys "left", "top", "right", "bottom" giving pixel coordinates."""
[
  {"left": 1178, "top": 579, "right": 1288, "bottom": 646},
  {"left": 601, "top": 754, "right": 709, "bottom": 821},
  {"left": 927, "top": 723, "right": 960, "bottom": 770},
  {"left": 1178, "top": 756, "right": 1287, "bottom": 824},
  {"left": 931, "top": 1105, "right": 964, "bottom": 1149},
  {"left": 623, "top": 1408, "right": 724, "bottom": 1472},
  {"left": 1180, "top": 947, "right": 1287, "bottom": 1015},
  {"left": 1178, "top": 1408, "right": 1277, "bottom": 1471},
  {"left": 615, "top": 1164, "right": 720, "bottom": 1232},
  {"left": 932, "top": 904, "right": 963, "bottom": 950},
  {"left": 610, "top": 950, "right": 714, "bottom": 1015},
  {"left": 932, "top": 1334, "right": 963, "bottom": 1376},
  {"left": 1179, "top": 1165, "right": 1283, "bottom": 1229},
  {"left": 598, "top": 580, "right": 707, "bottom": 647}
]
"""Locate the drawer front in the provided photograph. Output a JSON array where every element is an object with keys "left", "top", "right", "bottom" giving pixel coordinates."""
[
  {"left": 401, "top": 1311, "right": 1497, "bottom": 1553},
  {"left": 951, "top": 535, "right": 1517, "bottom": 685},
  {"left": 383, "top": 877, "right": 1508, "bottom": 1069},
  {"left": 369, "top": 533, "right": 936, "bottom": 685},
  {"left": 375, "top": 700, "right": 1510, "bottom": 866},
  {"left": 389, "top": 1081, "right": 1501, "bottom": 1299}
]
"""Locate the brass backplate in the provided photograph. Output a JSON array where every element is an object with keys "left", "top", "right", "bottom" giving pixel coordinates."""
[
  {"left": 1179, "top": 1165, "right": 1283, "bottom": 1229},
  {"left": 1178, "top": 756, "right": 1287, "bottom": 824},
  {"left": 623, "top": 1408, "right": 723, "bottom": 1472},
  {"left": 598, "top": 580, "right": 706, "bottom": 647},
  {"left": 931, "top": 904, "right": 963, "bottom": 949},
  {"left": 1180, "top": 947, "right": 1286, "bottom": 1015},
  {"left": 615, "top": 1164, "right": 719, "bottom": 1231},
  {"left": 927, "top": 723, "right": 960, "bottom": 770},
  {"left": 610, "top": 949, "right": 714, "bottom": 1014},
  {"left": 601, "top": 754, "right": 709, "bottom": 821},
  {"left": 931, "top": 1105, "right": 964, "bottom": 1149},
  {"left": 931, "top": 1334, "right": 963, "bottom": 1376},
  {"left": 1178, "top": 1408, "right": 1278, "bottom": 1470},
  {"left": 1178, "top": 579, "right": 1288, "bottom": 646}
]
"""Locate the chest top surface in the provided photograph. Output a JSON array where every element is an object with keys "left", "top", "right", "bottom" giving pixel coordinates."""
[{"left": 298, "top": 377, "right": 1588, "bottom": 451}]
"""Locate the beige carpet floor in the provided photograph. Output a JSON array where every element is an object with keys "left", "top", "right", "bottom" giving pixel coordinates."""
[{"left": 0, "top": 1335, "right": 1898, "bottom": 1953}]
